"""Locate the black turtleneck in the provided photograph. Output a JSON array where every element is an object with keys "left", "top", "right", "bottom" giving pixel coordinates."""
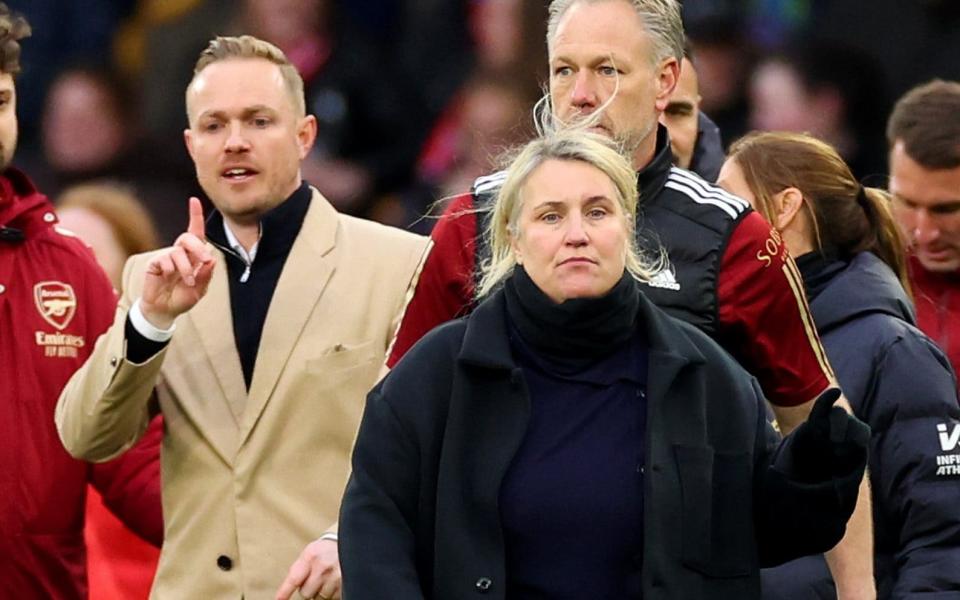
[
  {"left": 499, "top": 267, "right": 648, "bottom": 599},
  {"left": 503, "top": 265, "right": 641, "bottom": 369},
  {"left": 126, "top": 183, "right": 312, "bottom": 388},
  {"left": 636, "top": 125, "right": 675, "bottom": 207}
]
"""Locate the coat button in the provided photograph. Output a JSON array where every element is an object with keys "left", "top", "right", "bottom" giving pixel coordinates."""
[
  {"left": 475, "top": 577, "right": 493, "bottom": 593},
  {"left": 217, "top": 555, "right": 233, "bottom": 571},
  {"left": 0, "top": 283, "right": 5, "bottom": 294},
  {"left": 110, "top": 356, "right": 119, "bottom": 367}
]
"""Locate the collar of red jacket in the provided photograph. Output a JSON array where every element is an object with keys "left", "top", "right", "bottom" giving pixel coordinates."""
[{"left": 0, "top": 167, "right": 54, "bottom": 235}]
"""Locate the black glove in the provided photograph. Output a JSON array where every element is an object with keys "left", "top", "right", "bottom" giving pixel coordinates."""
[
  {"left": 782, "top": 387, "right": 870, "bottom": 484},
  {"left": 757, "top": 389, "right": 871, "bottom": 567}
]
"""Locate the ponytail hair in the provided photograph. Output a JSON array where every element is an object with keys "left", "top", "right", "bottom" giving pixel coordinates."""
[
  {"left": 727, "top": 131, "right": 911, "bottom": 297},
  {"left": 857, "top": 186, "right": 910, "bottom": 295}
]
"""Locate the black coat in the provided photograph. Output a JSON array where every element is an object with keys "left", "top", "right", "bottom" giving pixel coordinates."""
[
  {"left": 690, "top": 111, "right": 725, "bottom": 183},
  {"left": 763, "top": 252, "right": 960, "bottom": 599},
  {"left": 341, "top": 288, "right": 862, "bottom": 600}
]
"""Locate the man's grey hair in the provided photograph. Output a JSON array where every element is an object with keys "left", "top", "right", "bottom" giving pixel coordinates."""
[{"left": 546, "top": 0, "right": 684, "bottom": 66}]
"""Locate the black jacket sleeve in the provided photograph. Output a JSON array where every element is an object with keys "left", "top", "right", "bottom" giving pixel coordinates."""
[
  {"left": 340, "top": 383, "right": 426, "bottom": 600},
  {"left": 871, "top": 336, "right": 960, "bottom": 595}
]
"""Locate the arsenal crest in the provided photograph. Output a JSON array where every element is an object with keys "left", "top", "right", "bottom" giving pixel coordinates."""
[{"left": 34, "top": 281, "right": 77, "bottom": 330}]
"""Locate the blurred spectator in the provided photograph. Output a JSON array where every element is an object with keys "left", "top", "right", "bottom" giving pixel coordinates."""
[
  {"left": 469, "top": 0, "right": 548, "bottom": 95},
  {"left": 114, "top": 0, "right": 209, "bottom": 80},
  {"left": 420, "top": 70, "right": 531, "bottom": 195},
  {"left": 55, "top": 182, "right": 163, "bottom": 600},
  {"left": 660, "top": 56, "right": 702, "bottom": 172},
  {"left": 5, "top": 0, "right": 134, "bottom": 149},
  {"left": 391, "top": 0, "right": 476, "bottom": 139},
  {"left": 29, "top": 65, "right": 197, "bottom": 243},
  {"left": 748, "top": 40, "right": 888, "bottom": 181},
  {"left": 684, "top": 18, "right": 753, "bottom": 147},
  {"left": 41, "top": 68, "right": 135, "bottom": 185},
  {"left": 126, "top": 0, "right": 235, "bottom": 146},
  {"left": 811, "top": 0, "right": 960, "bottom": 103},
  {"left": 234, "top": 0, "right": 421, "bottom": 215},
  {"left": 56, "top": 182, "right": 160, "bottom": 289},
  {"left": 370, "top": 0, "right": 548, "bottom": 230},
  {"left": 659, "top": 51, "right": 725, "bottom": 182},
  {"left": 376, "top": 69, "right": 532, "bottom": 231}
]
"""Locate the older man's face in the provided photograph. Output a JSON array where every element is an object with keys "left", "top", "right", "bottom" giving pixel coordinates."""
[{"left": 548, "top": 0, "right": 677, "bottom": 169}]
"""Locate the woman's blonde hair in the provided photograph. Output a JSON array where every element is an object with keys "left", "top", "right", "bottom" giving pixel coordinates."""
[
  {"left": 476, "top": 128, "right": 662, "bottom": 297},
  {"left": 727, "top": 131, "right": 910, "bottom": 296}
]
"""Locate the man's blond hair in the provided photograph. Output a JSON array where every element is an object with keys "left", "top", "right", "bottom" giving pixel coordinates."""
[{"left": 186, "top": 35, "right": 306, "bottom": 121}]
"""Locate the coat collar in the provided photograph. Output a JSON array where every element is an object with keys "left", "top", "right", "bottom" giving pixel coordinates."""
[
  {"left": 0, "top": 168, "right": 54, "bottom": 238},
  {"left": 457, "top": 290, "right": 516, "bottom": 370},
  {"left": 205, "top": 182, "right": 314, "bottom": 262},
  {"left": 458, "top": 280, "right": 706, "bottom": 378},
  {"left": 637, "top": 125, "right": 675, "bottom": 207},
  {"left": 807, "top": 251, "right": 916, "bottom": 331}
]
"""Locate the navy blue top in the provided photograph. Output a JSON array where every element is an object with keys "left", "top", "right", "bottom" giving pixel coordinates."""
[{"left": 499, "top": 326, "right": 648, "bottom": 600}]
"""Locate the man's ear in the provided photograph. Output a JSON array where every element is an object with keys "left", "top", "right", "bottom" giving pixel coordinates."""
[
  {"left": 184, "top": 129, "right": 196, "bottom": 161},
  {"left": 297, "top": 115, "right": 318, "bottom": 160},
  {"left": 654, "top": 57, "right": 680, "bottom": 112},
  {"left": 774, "top": 187, "right": 805, "bottom": 231}
]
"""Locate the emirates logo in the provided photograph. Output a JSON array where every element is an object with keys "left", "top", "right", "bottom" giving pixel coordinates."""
[{"left": 34, "top": 281, "right": 77, "bottom": 331}]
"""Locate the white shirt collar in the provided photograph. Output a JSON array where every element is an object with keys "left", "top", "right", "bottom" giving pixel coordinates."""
[{"left": 222, "top": 221, "right": 260, "bottom": 265}]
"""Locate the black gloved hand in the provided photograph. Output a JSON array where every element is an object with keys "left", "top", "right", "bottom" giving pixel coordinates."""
[{"left": 783, "top": 387, "right": 870, "bottom": 484}]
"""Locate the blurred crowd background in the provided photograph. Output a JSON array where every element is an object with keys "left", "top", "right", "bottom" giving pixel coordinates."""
[{"left": 9, "top": 0, "right": 960, "bottom": 245}]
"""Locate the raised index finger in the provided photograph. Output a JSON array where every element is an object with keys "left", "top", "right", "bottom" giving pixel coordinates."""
[{"left": 187, "top": 196, "right": 206, "bottom": 241}]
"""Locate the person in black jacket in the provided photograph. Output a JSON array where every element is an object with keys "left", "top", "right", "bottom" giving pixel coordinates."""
[
  {"left": 660, "top": 44, "right": 725, "bottom": 183},
  {"left": 720, "top": 131, "right": 960, "bottom": 598},
  {"left": 340, "top": 129, "right": 869, "bottom": 600}
]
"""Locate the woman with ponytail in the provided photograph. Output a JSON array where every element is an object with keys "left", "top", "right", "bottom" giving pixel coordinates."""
[{"left": 719, "top": 131, "right": 960, "bottom": 599}]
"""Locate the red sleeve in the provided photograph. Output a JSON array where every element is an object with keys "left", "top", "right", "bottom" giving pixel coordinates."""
[
  {"left": 75, "top": 238, "right": 164, "bottom": 547},
  {"left": 387, "top": 193, "right": 478, "bottom": 367},
  {"left": 89, "top": 415, "right": 164, "bottom": 547},
  {"left": 716, "top": 212, "right": 834, "bottom": 407},
  {"left": 67, "top": 233, "right": 117, "bottom": 340}
]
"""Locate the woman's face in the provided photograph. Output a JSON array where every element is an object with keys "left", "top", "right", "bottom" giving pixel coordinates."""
[
  {"left": 512, "top": 158, "right": 628, "bottom": 303},
  {"left": 56, "top": 207, "right": 126, "bottom": 289},
  {"left": 717, "top": 158, "right": 757, "bottom": 209}
]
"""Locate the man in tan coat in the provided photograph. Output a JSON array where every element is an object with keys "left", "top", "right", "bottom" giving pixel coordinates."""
[{"left": 56, "top": 36, "right": 429, "bottom": 600}]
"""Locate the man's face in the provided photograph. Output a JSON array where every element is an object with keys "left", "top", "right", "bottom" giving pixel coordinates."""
[
  {"left": 549, "top": 0, "right": 678, "bottom": 169},
  {"left": 889, "top": 141, "right": 960, "bottom": 273},
  {"left": 184, "top": 58, "right": 316, "bottom": 224},
  {"left": 660, "top": 57, "right": 700, "bottom": 169},
  {"left": 0, "top": 72, "right": 19, "bottom": 171}
]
